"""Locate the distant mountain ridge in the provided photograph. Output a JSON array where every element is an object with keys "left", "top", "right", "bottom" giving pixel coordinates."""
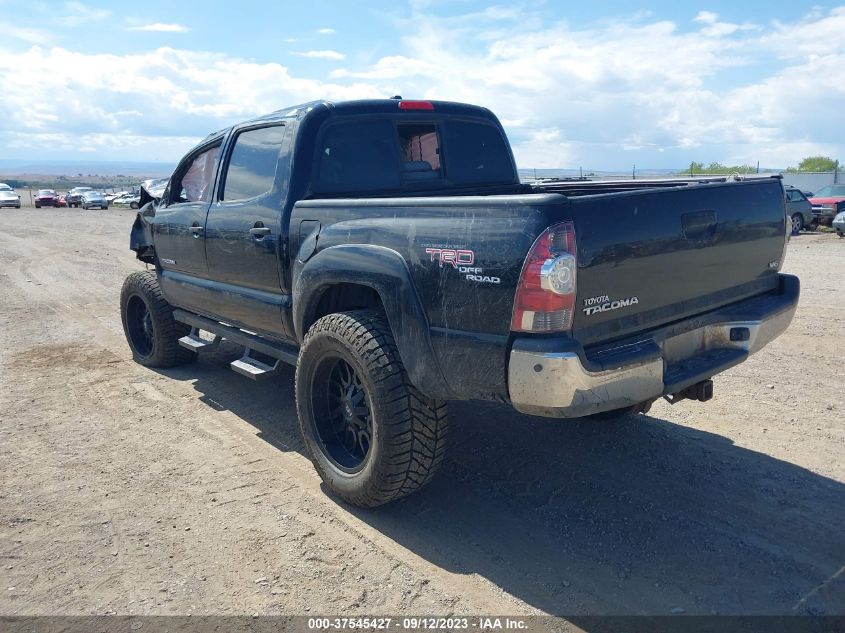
[{"left": 0, "top": 160, "right": 175, "bottom": 177}]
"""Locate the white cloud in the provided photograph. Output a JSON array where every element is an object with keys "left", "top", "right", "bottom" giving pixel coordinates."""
[
  {"left": 61, "top": 1, "right": 110, "bottom": 27},
  {"left": 0, "top": 5, "right": 843, "bottom": 168},
  {"left": 317, "top": 28, "right": 336, "bottom": 35},
  {"left": 0, "top": 46, "right": 381, "bottom": 160},
  {"left": 7, "top": 26, "right": 55, "bottom": 44},
  {"left": 128, "top": 23, "right": 191, "bottom": 33},
  {"left": 292, "top": 50, "right": 345, "bottom": 60}
]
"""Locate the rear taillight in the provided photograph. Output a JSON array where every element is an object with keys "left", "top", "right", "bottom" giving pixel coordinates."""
[{"left": 511, "top": 222, "right": 577, "bottom": 333}]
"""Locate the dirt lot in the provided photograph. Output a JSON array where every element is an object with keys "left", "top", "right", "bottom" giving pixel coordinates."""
[{"left": 0, "top": 207, "right": 843, "bottom": 618}]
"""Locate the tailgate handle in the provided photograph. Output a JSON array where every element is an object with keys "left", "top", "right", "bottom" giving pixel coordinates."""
[{"left": 681, "top": 210, "right": 717, "bottom": 241}]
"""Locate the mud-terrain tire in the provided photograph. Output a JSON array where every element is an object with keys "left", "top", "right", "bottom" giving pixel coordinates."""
[
  {"left": 120, "top": 271, "right": 194, "bottom": 368},
  {"left": 296, "top": 310, "right": 448, "bottom": 508}
]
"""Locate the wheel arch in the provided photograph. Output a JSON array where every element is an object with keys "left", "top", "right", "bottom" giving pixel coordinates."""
[{"left": 293, "top": 244, "right": 453, "bottom": 399}]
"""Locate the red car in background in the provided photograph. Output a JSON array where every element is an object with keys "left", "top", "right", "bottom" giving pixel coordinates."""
[
  {"left": 808, "top": 184, "right": 845, "bottom": 225},
  {"left": 34, "top": 189, "right": 60, "bottom": 208}
]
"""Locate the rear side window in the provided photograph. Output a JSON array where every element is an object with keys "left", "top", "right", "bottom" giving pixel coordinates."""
[
  {"left": 316, "top": 120, "right": 401, "bottom": 193},
  {"left": 441, "top": 121, "right": 513, "bottom": 185},
  {"left": 222, "top": 125, "right": 286, "bottom": 201}
]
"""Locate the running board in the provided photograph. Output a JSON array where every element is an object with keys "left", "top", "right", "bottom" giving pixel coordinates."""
[
  {"left": 178, "top": 327, "right": 221, "bottom": 352},
  {"left": 172, "top": 310, "right": 299, "bottom": 366},
  {"left": 231, "top": 352, "right": 281, "bottom": 380}
]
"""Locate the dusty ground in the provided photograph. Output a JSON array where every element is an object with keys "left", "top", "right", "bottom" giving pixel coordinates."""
[{"left": 0, "top": 207, "right": 843, "bottom": 618}]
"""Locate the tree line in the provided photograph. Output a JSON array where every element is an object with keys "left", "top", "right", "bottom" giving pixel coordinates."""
[{"left": 683, "top": 156, "right": 840, "bottom": 176}]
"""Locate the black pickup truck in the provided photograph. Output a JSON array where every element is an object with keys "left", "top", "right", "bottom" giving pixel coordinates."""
[{"left": 122, "top": 98, "right": 798, "bottom": 507}]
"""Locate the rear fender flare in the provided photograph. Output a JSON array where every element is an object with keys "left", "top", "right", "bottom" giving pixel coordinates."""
[{"left": 293, "top": 244, "right": 453, "bottom": 399}]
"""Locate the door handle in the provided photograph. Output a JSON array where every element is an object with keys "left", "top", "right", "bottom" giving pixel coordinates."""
[
  {"left": 189, "top": 224, "right": 204, "bottom": 238},
  {"left": 249, "top": 226, "right": 271, "bottom": 237}
]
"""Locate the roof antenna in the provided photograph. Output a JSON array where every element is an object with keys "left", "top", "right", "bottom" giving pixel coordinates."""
[{"left": 390, "top": 95, "right": 402, "bottom": 100}]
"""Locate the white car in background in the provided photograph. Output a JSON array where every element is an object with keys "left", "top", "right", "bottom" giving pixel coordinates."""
[{"left": 0, "top": 183, "right": 21, "bottom": 209}]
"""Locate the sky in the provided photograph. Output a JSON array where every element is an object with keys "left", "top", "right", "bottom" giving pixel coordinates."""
[{"left": 1, "top": 0, "right": 843, "bottom": 171}]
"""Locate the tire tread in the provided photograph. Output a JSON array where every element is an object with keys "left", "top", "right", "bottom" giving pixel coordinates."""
[{"left": 296, "top": 310, "right": 448, "bottom": 507}]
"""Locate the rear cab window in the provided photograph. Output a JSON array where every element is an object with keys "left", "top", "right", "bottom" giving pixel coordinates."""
[{"left": 314, "top": 115, "right": 514, "bottom": 195}]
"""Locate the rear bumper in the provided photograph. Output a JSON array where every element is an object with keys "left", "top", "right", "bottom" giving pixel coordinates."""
[{"left": 508, "top": 274, "right": 799, "bottom": 418}]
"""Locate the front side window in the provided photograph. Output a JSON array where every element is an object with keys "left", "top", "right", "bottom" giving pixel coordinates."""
[
  {"left": 179, "top": 145, "right": 220, "bottom": 203},
  {"left": 222, "top": 125, "right": 286, "bottom": 201}
]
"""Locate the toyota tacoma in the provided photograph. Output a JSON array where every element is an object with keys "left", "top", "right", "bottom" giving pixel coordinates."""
[{"left": 121, "top": 98, "right": 799, "bottom": 507}]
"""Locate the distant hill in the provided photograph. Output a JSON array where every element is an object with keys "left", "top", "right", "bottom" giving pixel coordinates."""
[{"left": 0, "top": 160, "right": 174, "bottom": 178}]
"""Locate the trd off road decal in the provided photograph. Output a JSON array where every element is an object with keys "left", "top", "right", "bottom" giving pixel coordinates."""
[{"left": 424, "top": 248, "right": 500, "bottom": 284}]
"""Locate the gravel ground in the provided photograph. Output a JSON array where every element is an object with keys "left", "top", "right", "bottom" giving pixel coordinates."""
[{"left": 0, "top": 207, "right": 843, "bottom": 618}]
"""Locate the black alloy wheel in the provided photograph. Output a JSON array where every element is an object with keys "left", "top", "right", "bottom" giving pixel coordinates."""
[
  {"left": 311, "top": 354, "right": 373, "bottom": 472},
  {"left": 125, "top": 294, "right": 155, "bottom": 358}
]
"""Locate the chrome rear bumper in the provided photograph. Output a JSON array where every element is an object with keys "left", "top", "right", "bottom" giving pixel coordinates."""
[{"left": 508, "top": 275, "right": 799, "bottom": 418}]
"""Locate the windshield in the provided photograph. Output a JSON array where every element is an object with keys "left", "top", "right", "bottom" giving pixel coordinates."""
[
  {"left": 38, "top": 190, "right": 55, "bottom": 195},
  {"left": 814, "top": 185, "right": 845, "bottom": 197},
  {"left": 0, "top": 184, "right": 11, "bottom": 190}
]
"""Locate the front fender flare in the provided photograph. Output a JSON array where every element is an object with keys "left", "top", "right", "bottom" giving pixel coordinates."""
[{"left": 293, "top": 244, "right": 453, "bottom": 399}]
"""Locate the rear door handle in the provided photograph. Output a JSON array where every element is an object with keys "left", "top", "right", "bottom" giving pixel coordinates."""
[
  {"left": 249, "top": 226, "right": 271, "bottom": 237},
  {"left": 189, "top": 224, "right": 204, "bottom": 238}
]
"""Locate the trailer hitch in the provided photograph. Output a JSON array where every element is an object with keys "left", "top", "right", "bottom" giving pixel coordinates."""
[{"left": 664, "top": 379, "right": 714, "bottom": 405}]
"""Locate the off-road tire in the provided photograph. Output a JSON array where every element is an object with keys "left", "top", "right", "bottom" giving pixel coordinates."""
[
  {"left": 296, "top": 310, "right": 448, "bottom": 508},
  {"left": 120, "top": 271, "right": 194, "bottom": 368}
]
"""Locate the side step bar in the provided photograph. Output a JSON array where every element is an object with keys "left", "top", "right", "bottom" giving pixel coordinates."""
[
  {"left": 173, "top": 310, "right": 299, "bottom": 381},
  {"left": 231, "top": 352, "right": 281, "bottom": 380},
  {"left": 178, "top": 327, "right": 221, "bottom": 352}
]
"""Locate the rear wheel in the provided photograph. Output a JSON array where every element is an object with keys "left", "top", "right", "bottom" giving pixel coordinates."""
[
  {"left": 120, "top": 271, "right": 194, "bottom": 367},
  {"left": 296, "top": 310, "right": 448, "bottom": 507},
  {"left": 791, "top": 213, "right": 804, "bottom": 233}
]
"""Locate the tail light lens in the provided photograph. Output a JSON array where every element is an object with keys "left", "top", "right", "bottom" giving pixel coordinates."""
[{"left": 511, "top": 221, "right": 577, "bottom": 332}]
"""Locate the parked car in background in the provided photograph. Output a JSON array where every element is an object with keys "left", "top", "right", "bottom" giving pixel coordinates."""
[
  {"left": 34, "top": 189, "right": 60, "bottom": 208},
  {"left": 57, "top": 194, "right": 68, "bottom": 207},
  {"left": 0, "top": 184, "right": 21, "bottom": 208},
  {"left": 66, "top": 186, "right": 93, "bottom": 208},
  {"left": 834, "top": 211, "right": 845, "bottom": 237},
  {"left": 105, "top": 191, "right": 128, "bottom": 203},
  {"left": 110, "top": 192, "right": 141, "bottom": 209},
  {"left": 808, "top": 185, "right": 845, "bottom": 225},
  {"left": 81, "top": 191, "right": 108, "bottom": 210},
  {"left": 784, "top": 186, "right": 813, "bottom": 232}
]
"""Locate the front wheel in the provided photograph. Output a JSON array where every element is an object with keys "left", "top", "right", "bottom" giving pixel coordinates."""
[
  {"left": 791, "top": 213, "right": 804, "bottom": 233},
  {"left": 296, "top": 310, "right": 448, "bottom": 507},
  {"left": 120, "top": 271, "right": 194, "bottom": 367}
]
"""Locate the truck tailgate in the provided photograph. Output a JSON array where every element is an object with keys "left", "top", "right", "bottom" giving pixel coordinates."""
[{"left": 569, "top": 179, "right": 787, "bottom": 346}]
